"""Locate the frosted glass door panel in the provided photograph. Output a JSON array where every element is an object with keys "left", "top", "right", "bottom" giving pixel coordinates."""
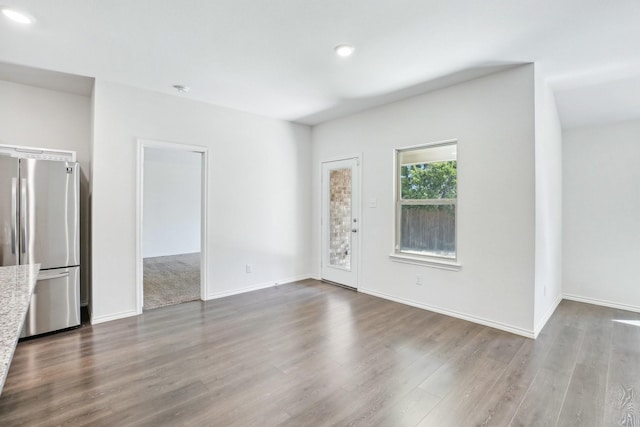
[{"left": 329, "top": 168, "right": 352, "bottom": 269}]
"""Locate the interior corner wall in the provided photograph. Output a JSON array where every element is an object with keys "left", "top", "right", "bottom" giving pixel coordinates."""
[
  {"left": 143, "top": 148, "right": 201, "bottom": 258},
  {"left": 0, "top": 79, "right": 92, "bottom": 307},
  {"left": 311, "top": 65, "right": 537, "bottom": 336},
  {"left": 533, "top": 71, "right": 563, "bottom": 334},
  {"left": 91, "top": 80, "right": 312, "bottom": 323},
  {"left": 563, "top": 119, "right": 640, "bottom": 312}
]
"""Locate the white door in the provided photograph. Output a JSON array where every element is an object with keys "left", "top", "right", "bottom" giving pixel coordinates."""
[{"left": 321, "top": 158, "right": 359, "bottom": 288}]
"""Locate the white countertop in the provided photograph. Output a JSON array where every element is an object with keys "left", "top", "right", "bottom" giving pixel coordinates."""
[{"left": 0, "top": 264, "right": 40, "bottom": 395}]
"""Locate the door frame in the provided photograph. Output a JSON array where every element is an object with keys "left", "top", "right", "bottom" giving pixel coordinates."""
[
  {"left": 135, "top": 138, "right": 209, "bottom": 314},
  {"left": 320, "top": 154, "right": 362, "bottom": 290}
]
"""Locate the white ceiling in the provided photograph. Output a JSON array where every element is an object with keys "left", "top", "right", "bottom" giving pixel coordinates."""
[{"left": 0, "top": 0, "right": 639, "bottom": 128}]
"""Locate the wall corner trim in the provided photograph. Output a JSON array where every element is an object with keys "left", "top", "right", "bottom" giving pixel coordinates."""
[
  {"left": 91, "top": 309, "right": 138, "bottom": 325},
  {"left": 358, "top": 287, "right": 536, "bottom": 339},
  {"left": 533, "top": 294, "right": 562, "bottom": 338}
]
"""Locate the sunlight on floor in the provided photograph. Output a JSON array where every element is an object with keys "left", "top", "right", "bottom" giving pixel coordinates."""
[{"left": 613, "top": 319, "right": 640, "bottom": 327}]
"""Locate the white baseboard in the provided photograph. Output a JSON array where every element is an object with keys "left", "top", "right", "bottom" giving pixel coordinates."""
[
  {"left": 533, "top": 294, "right": 562, "bottom": 338},
  {"left": 276, "top": 274, "right": 313, "bottom": 285},
  {"left": 563, "top": 294, "right": 640, "bottom": 314},
  {"left": 358, "top": 288, "right": 535, "bottom": 339},
  {"left": 91, "top": 309, "right": 138, "bottom": 325},
  {"left": 91, "top": 275, "right": 314, "bottom": 325},
  {"left": 205, "top": 274, "right": 313, "bottom": 300}
]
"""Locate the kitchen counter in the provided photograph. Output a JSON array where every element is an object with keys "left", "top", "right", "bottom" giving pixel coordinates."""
[{"left": 0, "top": 264, "right": 40, "bottom": 395}]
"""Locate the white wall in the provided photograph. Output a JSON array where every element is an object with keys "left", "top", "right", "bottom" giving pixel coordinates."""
[
  {"left": 0, "top": 79, "right": 92, "bottom": 305},
  {"left": 143, "top": 148, "right": 201, "bottom": 258},
  {"left": 533, "top": 70, "right": 563, "bottom": 333},
  {"left": 563, "top": 119, "right": 640, "bottom": 312},
  {"left": 311, "top": 65, "right": 538, "bottom": 336},
  {"left": 91, "top": 80, "right": 312, "bottom": 323}
]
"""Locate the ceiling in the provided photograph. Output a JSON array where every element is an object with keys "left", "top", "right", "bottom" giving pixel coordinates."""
[{"left": 0, "top": 0, "right": 639, "bottom": 128}]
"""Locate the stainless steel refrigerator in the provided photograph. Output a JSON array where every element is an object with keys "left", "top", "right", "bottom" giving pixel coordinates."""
[{"left": 0, "top": 155, "right": 80, "bottom": 337}]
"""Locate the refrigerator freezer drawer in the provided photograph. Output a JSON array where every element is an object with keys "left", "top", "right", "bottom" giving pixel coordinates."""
[{"left": 20, "top": 266, "right": 80, "bottom": 338}]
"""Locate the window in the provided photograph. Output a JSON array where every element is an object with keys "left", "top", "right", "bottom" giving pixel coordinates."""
[{"left": 393, "top": 140, "right": 458, "bottom": 265}]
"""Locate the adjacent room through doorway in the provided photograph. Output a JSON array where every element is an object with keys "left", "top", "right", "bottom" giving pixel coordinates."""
[{"left": 142, "top": 146, "right": 203, "bottom": 310}]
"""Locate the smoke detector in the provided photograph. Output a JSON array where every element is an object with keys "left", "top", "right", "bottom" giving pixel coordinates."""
[{"left": 172, "top": 85, "right": 190, "bottom": 93}]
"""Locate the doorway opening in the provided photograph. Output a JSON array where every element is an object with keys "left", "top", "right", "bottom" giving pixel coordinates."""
[{"left": 136, "top": 140, "right": 208, "bottom": 313}]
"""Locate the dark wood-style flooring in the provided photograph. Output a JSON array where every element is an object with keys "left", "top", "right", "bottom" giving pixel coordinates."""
[{"left": 1, "top": 280, "right": 639, "bottom": 426}]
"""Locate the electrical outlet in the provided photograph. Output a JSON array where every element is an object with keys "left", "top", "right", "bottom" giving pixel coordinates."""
[
  {"left": 245, "top": 264, "right": 253, "bottom": 273},
  {"left": 416, "top": 275, "right": 423, "bottom": 286}
]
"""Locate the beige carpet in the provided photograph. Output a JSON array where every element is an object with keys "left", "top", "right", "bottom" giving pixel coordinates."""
[{"left": 143, "top": 253, "right": 201, "bottom": 310}]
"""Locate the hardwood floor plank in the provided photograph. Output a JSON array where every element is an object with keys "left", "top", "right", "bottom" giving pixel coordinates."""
[
  {"left": 557, "top": 363, "right": 607, "bottom": 427},
  {"left": 267, "top": 359, "right": 353, "bottom": 420},
  {"left": 417, "top": 327, "right": 498, "bottom": 398},
  {"left": 508, "top": 325, "right": 585, "bottom": 426},
  {"left": 0, "top": 282, "right": 637, "bottom": 426},
  {"left": 509, "top": 367, "right": 572, "bottom": 427},
  {"left": 556, "top": 310, "right": 612, "bottom": 427},
  {"left": 371, "top": 387, "right": 441, "bottom": 427},
  {"left": 416, "top": 329, "right": 523, "bottom": 427},
  {"left": 460, "top": 317, "right": 563, "bottom": 427},
  {"left": 417, "top": 356, "right": 507, "bottom": 427},
  {"left": 277, "top": 385, "right": 353, "bottom": 426},
  {"left": 603, "top": 319, "right": 640, "bottom": 426},
  {"left": 335, "top": 353, "right": 445, "bottom": 426}
]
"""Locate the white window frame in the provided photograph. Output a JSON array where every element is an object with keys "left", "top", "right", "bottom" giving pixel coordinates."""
[{"left": 390, "top": 139, "right": 461, "bottom": 270}]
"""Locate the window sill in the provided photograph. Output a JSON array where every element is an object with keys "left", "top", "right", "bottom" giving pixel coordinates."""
[{"left": 389, "top": 253, "right": 462, "bottom": 271}]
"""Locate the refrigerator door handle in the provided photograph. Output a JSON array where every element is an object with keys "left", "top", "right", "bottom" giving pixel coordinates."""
[
  {"left": 11, "top": 177, "right": 17, "bottom": 254},
  {"left": 20, "top": 178, "right": 27, "bottom": 257},
  {"left": 37, "top": 271, "right": 70, "bottom": 281}
]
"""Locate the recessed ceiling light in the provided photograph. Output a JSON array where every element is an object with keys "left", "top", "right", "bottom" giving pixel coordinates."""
[
  {"left": 334, "top": 44, "right": 355, "bottom": 58},
  {"left": 1, "top": 7, "right": 34, "bottom": 24},
  {"left": 173, "top": 85, "right": 190, "bottom": 93}
]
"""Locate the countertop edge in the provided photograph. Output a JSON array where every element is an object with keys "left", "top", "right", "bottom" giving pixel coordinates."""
[{"left": 0, "top": 264, "right": 40, "bottom": 395}]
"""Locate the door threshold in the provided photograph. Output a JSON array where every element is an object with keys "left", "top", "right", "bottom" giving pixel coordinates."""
[{"left": 321, "top": 279, "right": 357, "bottom": 292}]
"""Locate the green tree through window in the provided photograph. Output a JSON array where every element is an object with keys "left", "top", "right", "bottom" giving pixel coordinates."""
[{"left": 401, "top": 161, "right": 457, "bottom": 200}]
